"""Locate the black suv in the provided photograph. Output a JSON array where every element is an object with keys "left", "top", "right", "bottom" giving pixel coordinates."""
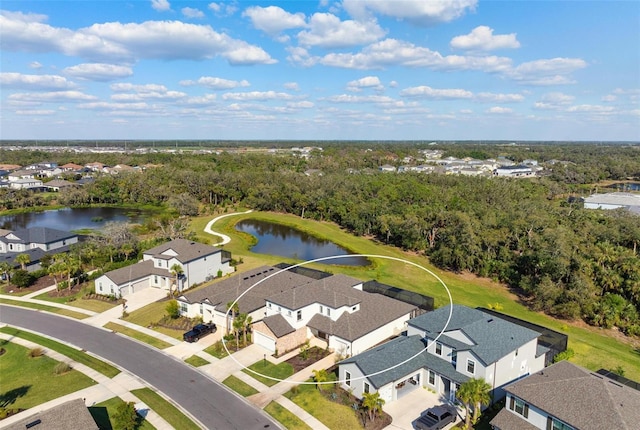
[{"left": 183, "top": 323, "right": 216, "bottom": 343}]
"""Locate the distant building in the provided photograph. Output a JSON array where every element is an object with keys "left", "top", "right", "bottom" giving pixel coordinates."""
[
  {"left": 0, "top": 227, "right": 78, "bottom": 271},
  {"left": 583, "top": 192, "right": 640, "bottom": 213},
  {"left": 493, "top": 165, "right": 535, "bottom": 178}
]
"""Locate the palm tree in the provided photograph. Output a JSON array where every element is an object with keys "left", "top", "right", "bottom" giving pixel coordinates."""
[
  {"left": 0, "top": 261, "right": 11, "bottom": 285},
  {"left": 232, "top": 315, "right": 243, "bottom": 350},
  {"left": 63, "top": 253, "right": 82, "bottom": 291},
  {"left": 48, "top": 256, "right": 66, "bottom": 296},
  {"left": 457, "top": 378, "right": 492, "bottom": 428},
  {"left": 362, "top": 391, "right": 385, "bottom": 422},
  {"left": 456, "top": 381, "right": 474, "bottom": 430},
  {"left": 242, "top": 314, "right": 252, "bottom": 345},
  {"left": 226, "top": 301, "right": 239, "bottom": 335},
  {"left": 169, "top": 263, "right": 183, "bottom": 298},
  {"left": 14, "top": 253, "right": 30, "bottom": 271},
  {"left": 312, "top": 368, "right": 328, "bottom": 391}
]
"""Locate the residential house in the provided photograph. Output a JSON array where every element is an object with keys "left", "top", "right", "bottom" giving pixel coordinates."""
[
  {"left": 490, "top": 360, "right": 640, "bottom": 430},
  {"left": 583, "top": 192, "right": 640, "bottom": 213},
  {"left": 60, "top": 162, "right": 84, "bottom": 172},
  {"left": 379, "top": 164, "right": 396, "bottom": 172},
  {"left": 8, "top": 178, "right": 44, "bottom": 189},
  {"left": 8, "top": 170, "right": 36, "bottom": 181},
  {"left": 3, "top": 398, "right": 98, "bottom": 430},
  {"left": 94, "top": 238, "right": 233, "bottom": 298},
  {"left": 0, "top": 227, "right": 78, "bottom": 270},
  {"left": 45, "top": 179, "right": 78, "bottom": 191},
  {"left": 85, "top": 162, "right": 106, "bottom": 172},
  {"left": 493, "top": 165, "right": 535, "bottom": 177},
  {"left": 338, "top": 305, "right": 546, "bottom": 403},
  {"left": 177, "top": 265, "right": 417, "bottom": 355}
]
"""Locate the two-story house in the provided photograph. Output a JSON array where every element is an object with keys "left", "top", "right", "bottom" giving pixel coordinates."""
[
  {"left": 94, "top": 238, "right": 233, "bottom": 298},
  {"left": 490, "top": 360, "right": 640, "bottom": 430},
  {"left": 0, "top": 227, "right": 78, "bottom": 270},
  {"left": 338, "top": 305, "right": 546, "bottom": 404}
]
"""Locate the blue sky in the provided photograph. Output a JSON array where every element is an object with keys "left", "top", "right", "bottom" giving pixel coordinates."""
[{"left": 1, "top": 0, "right": 638, "bottom": 141}]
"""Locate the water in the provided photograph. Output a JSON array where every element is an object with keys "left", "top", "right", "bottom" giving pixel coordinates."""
[
  {"left": 236, "top": 219, "right": 369, "bottom": 266},
  {"left": 605, "top": 182, "right": 640, "bottom": 191},
  {"left": 0, "top": 207, "right": 151, "bottom": 232}
]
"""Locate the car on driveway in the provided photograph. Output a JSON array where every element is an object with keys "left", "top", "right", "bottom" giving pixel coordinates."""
[
  {"left": 415, "top": 404, "right": 457, "bottom": 430},
  {"left": 183, "top": 323, "right": 216, "bottom": 343}
]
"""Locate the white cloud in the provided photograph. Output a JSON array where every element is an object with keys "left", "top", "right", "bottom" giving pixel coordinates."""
[
  {"left": 567, "top": 104, "right": 614, "bottom": 113},
  {"left": 533, "top": 92, "right": 575, "bottom": 110},
  {"left": 151, "top": 0, "right": 170, "bottom": 12},
  {"left": 9, "top": 90, "right": 97, "bottom": 102},
  {"left": 179, "top": 77, "right": 250, "bottom": 89},
  {"left": 297, "top": 13, "right": 385, "bottom": 48},
  {"left": 182, "top": 94, "right": 218, "bottom": 106},
  {"left": 208, "top": 2, "right": 237, "bottom": 16},
  {"left": 15, "top": 109, "right": 56, "bottom": 115},
  {"left": 222, "top": 91, "right": 296, "bottom": 101},
  {"left": 601, "top": 94, "right": 616, "bottom": 102},
  {"left": 182, "top": 7, "right": 204, "bottom": 19},
  {"left": 306, "top": 38, "right": 512, "bottom": 71},
  {"left": 0, "top": 10, "right": 48, "bottom": 23},
  {"left": 342, "top": 0, "right": 477, "bottom": 25},
  {"left": 79, "top": 101, "right": 151, "bottom": 110},
  {"left": 475, "top": 92, "right": 524, "bottom": 103},
  {"left": 346, "top": 76, "right": 384, "bottom": 92},
  {"left": 28, "top": 61, "right": 42, "bottom": 69},
  {"left": 63, "top": 63, "right": 133, "bottom": 81},
  {"left": 108, "top": 83, "right": 186, "bottom": 101},
  {"left": 283, "top": 82, "right": 300, "bottom": 91},
  {"left": 0, "top": 72, "right": 76, "bottom": 90},
  {"left": 400, "top": 86, "right": 473, "bottom": 99},
  {"left": 287, "top": 101, "right": 314, "bottom": 108},
  {"left": 506, "top": 58, "right": 587, "bottom": 85},
  {"left": 0, "top": 14, "right": 275, "bottom": 65},
  {"left": 243, "top": 6, "right": 306, "bottom": 35},
  {"left": 487, "top": 106, "right": 513, "bottom": 114},
  {"left": 450, "top": 26, "right": 520, "bottom": 51},
  {"left": 322, "top": 94, "right": 397, "bottom": 104}
]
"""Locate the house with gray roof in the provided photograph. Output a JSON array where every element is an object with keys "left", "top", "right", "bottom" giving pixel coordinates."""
[
  {"left": 490, "top": 360, "right": 640, "bottom": 430},
  {"left": 94, "top": 238, "right": 233, "bottom": 298},
  {"left": 177, "top": 265, "right": 417, "bottom": 355},
  {"left": 338, "top": 305, "right": 546, "bottom": 404},
  {"left": 583, "top": 192, "right": 640, "bottom": 213},
  {"left": 0, "top": 227, "right": 78, "bottom": 270},
  {"left": 3, "top": 398, "right": 98, "bottom": 430}
]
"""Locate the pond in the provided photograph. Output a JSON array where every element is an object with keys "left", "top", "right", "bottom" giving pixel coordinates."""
[
  {"left": 235, "top": 219, "right": 369, "bottom": 266},
  {"left": 0, "top": 207, "right": 153, "bottom": 232},
  {"left": 605, "top": 182, "right": 640, "bottom": 191}
]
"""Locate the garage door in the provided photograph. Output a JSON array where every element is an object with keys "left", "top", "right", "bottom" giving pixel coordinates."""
[
  {"left": 379, "top": 385, "right": 393, "bottom": 403},
  {"left": 253, "top": 331, "right": 276, "bottom": 353}
]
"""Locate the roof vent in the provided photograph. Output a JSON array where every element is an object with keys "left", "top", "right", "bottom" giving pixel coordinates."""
[
  {"left": 26, "top": 419, "right": 42, "bottom": 429},
  {"left": 487, "top": 318, "right": 493, "bottom": 323}
]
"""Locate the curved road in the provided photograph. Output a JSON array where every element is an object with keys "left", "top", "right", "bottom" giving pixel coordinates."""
[{"left": 0, "top": 305, "right": 280, "bottom": 430}]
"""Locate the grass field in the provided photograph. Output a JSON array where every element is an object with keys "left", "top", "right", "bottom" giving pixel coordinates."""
[
  {"left": 130, "top": 388, "right": 200, "bottom": 430},
  {"left": 35, "top": 290, "right": 118, "bottom": 313},
  {"left": 103, "top": 322, "right": 173, "bottom": 350},
  {"left": 222, "top": 375, "right": 259, "bottom": 397},
  {"left": 0, "top": 298, "right": 89, "bottom": 319},
  {"left": 184, "top": 355, "right": 210, "bottom": 367},
  {"left": 284, "top": 382, "right": 362, "bottom": 430},
  {"left": 243, "top": 360, "right": 295, "bottom": 387},
  {"left": 190, "top": 210, "right": 640, "bottom": 381},
  {"left": 89, "top": 396, "right": 156, "bottom": 430},
  {"left": 264, "top": 401, "right": 313, "bottom": 430},
  {"left": 0, "top": 341, "right": 95, "bottom": 410},
  {"left": 0, "top": 326, "right": 120, "bottom": 378},
  {"left": 122, "top": 300, "right": 185, "bottom": 340}
]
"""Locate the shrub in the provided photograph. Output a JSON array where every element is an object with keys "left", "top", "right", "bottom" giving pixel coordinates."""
[
  {"left": 31, "top": 268, "right": 49, "bottom": 278},
  {"left": 28, "top": 347, "right": 44, "bottom": 358},
  {"left": 12, "top": 269, "right": 35, "bottom": 288},
  {"left": 553, "top": 348, "right": 575, "bottom": 363},
  {"left": 114, "top": 401, "right": 138, "bottom": 430},
  {"left": 165, "top": 300, "right": 180, "bottom": 319},
  {"left": 54, "top": 362, "right": 72, "bottom": 375}
]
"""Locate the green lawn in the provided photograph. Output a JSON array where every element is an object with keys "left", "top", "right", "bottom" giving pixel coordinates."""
[
  {"left": 0, "top": 298, "right": 90, "bottom": 319},
  {"left": 89, "top": 396, "right": 156, "bottom": 430},
  {"left": 222, "top": 375, "right": 259, "bottom": 397},
  {"left": 0, "top": 341, "right": 95, "bottom": 410},
  {"left": 130, "top": 388, "right": 200, "bottom": 430},
  {"left": 284, "top": 383, "right": 362, "bottom": 430},
  {"left": 190, "top": 211, "right": 640, "bottom": 381},
  {"left": 122, "top": 300, "right": 185, "bottom": 341},
  {"left": 243, "top": 360, "right": 294, "bottom": 387},
  {"left": 0, "top": 326, "right": 120, "bottom": 378},
  {"left": 264, "top": 401, "right": 313, "bottom": 430},
  {"left": 184, "top": 355, "right": 210, "bottom": 367},
  {"left": 103, "top": 322, "right": 173, "bottom": 350},
  {"left": 35, "top": 289, "right": 118, "bottom": 313}
]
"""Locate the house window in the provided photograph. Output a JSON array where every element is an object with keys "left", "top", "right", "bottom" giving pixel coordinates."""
[
  {"left": 548, "top": 417, "right": 574, "bottom": 430},
  {"left": 288, "top": 310, "right": 292, "bottom": 317},
  {"left": 451, "top": 351, "right": 457, "bottom": 366},
  {"left": 435, "top": 342, "right": 442, "bottom": 356},
  {"left": 199, "top": 304, "right": 203, "bottom": 314},
  {"left": 364, "top": 382, "right": 370, "bottom": 393},
  {"left": 467, "top": 359, "right": 475, "bottom": 375},
  {"left": 428, "top": 370, "right": 435, "bottom": 385},
  {"left": 345, "top": 371, "right": 351, "bottom": 387},
  {"left": 278, "top": 306, "right": 281, "bottom": 313},
  {"left": 267, "top": 302, "right": 272, "bottom": 309},
  {"left": 98, "top": 282, "right": 102, "bottom": 292},
  {"left": 179, "top": 302, "right": 188, "bottom": 314},
  {"left": 320, "top": 305, "right": 323, "bottom": 313},
  {"left": 297, "top": 310, "right": 302, "bottom": 321},
  {"left": 110, "top": 287, "right": 114, "bottom": 294},
  {"left": 515, "top": 348, "right": 519, "bottom": 357},
  {"left": 154, "top": 276, "right": 158, "bottom": 284},
  {"left": 509, "top": 397, "right": 529, "bottom": 418},
  {"left": 327, "top": 308, "right": 331, "bottom": 317},
  {"left": 352, "top": 306, "right": 356, "bottom": 312}
]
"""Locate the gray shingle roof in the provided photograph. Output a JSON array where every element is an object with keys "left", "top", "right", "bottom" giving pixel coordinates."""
[
  {"left": 268, "top": 274, "right": 364, "bottom": 309},
  {"left": 1, "top": 227, "right": 76, "bottom": 245},
  {"left": 408, "top": 305, "right": 541, "bottom": 365},
  {"left": 102, "top": 260, "right": 165, "bottom": 285},
  {"left": 143, "top": 238, "right": 222, "bottom": 264},
  {"left": 262, "top": 313, "right": 295, "bottom": 337},
  {"left": 340, "top": 335, "right": 469, "bottom": 389},
  {"left": 502, "top": 360, "right": 640, "bottom": 430},
  {"left": 490, "top": 408, "right": 540, "bottom": 430},
  {"left": 4, "top": 398, "right": 98, "bottom": 430}
]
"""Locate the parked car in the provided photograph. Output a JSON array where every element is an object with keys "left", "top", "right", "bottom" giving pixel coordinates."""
[
  {"left": 183, "top": 323, "right": 216, "bottom": 343},
  {"left": 415, "top": 404, "right": 457, "bottom": 430}
]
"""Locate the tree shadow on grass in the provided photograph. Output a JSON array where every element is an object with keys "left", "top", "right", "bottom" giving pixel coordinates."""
[
  {"left": 0, "top": 385, "right": 30, "bottom": 408},
  {"left": 88, "top": 406, "right": 112, "bottom": 430}
]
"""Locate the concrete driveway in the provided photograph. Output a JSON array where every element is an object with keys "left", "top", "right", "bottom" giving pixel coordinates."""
[{"left": 383, "top": 388, "right": 463, "bottom": 430}]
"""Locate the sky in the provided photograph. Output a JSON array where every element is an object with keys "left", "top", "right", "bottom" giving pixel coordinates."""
[{"left": 0, "top": 0, "right": 639, "bottom": 141}]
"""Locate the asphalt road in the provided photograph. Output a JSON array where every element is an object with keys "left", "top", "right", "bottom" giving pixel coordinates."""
[{"left": 0, "top": 305, "right": 280, "bottom": 430}]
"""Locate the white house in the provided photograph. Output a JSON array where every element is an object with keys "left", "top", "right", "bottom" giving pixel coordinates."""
[
  {"left": 9, "top": 178, "right": 43, "bottom": 189},
  {"left": 583, "top": 192, "right": 640, "bottom": 213},
  {"left": 177, "top": 265, "right": 417, "bottom": 354},
  {"left": 94, "top": 239, "right": 233, "bottom": 298},
  {"left": 490, "top": 361, "right": 640, "bottom": 430},
  {"left": 0, "top": 227, "right": 78, "bottom": 271},
  {"left": 338, "top": 305, "right": 546, "bottom": 404},
  {"left": 493, "top": 165, "right": 535, "bottom": 177}
]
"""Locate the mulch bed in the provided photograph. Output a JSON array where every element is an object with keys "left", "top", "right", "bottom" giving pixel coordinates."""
[
  {"left": 153, "top": 316, "right": 194, "bottom": 331},
  {"left": 1, "top": 274, "right": 55, "bottom": 295},
  {"left": 320, "top": 385, "right": 392, "bottom": 430},
  {"left": 284, "top": 346, "right": 332, "bottom": 373}
]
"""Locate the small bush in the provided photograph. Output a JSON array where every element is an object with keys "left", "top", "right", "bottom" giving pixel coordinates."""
[
  {"left": 28, "top": 347, "right": 44, "bottom": 358},
  {"left": 12, "top": 269, "right": 35, "bottom": 288},
  {"left": 54, "top": 362, "right": 72, "bottom": 375},
  {"left": 553, "top": 348, "right": 575, "bottom": 363},
  {"left": 166, "top": 300, "right": 180, "bottom": 319}
]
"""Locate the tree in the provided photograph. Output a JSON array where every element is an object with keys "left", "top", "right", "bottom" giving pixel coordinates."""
[
  {"left": 0, "top": 262, "right": 11, "bottom": 285},
  {"left": 361, "top": 391, "right": 385, "bottom": 422},
  {"left": 166, "top": 299, "right": 180, "bottom": 319},
  {"left": 457, "top": 378, "right": 492, "bottom": 427},
  {"left": 14, "top": 253, "right": 30, "bottom": 271},
  {"left": 226, "top": 301, "right": 239, "bottom": 336},
  {"left": 169, "top": 263, "right": 183, "bottom": 298},
  {"left": 11, "top": 269, "right": 34, "bottom": 288},
  {"left": 312, "top": 368, "right": 328, "bottom": 391},
  {"left": 48, "top": 256, "right": 66, "bottom": 295},
  {"left": 113, "top": 401, "right": 138, "bottom": 430},
  {"left": 456, "top": 381, "right": 474, "bottom": 430},
  {"left": 62, "top": 253, "right": 81, "bottom": 291}
]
